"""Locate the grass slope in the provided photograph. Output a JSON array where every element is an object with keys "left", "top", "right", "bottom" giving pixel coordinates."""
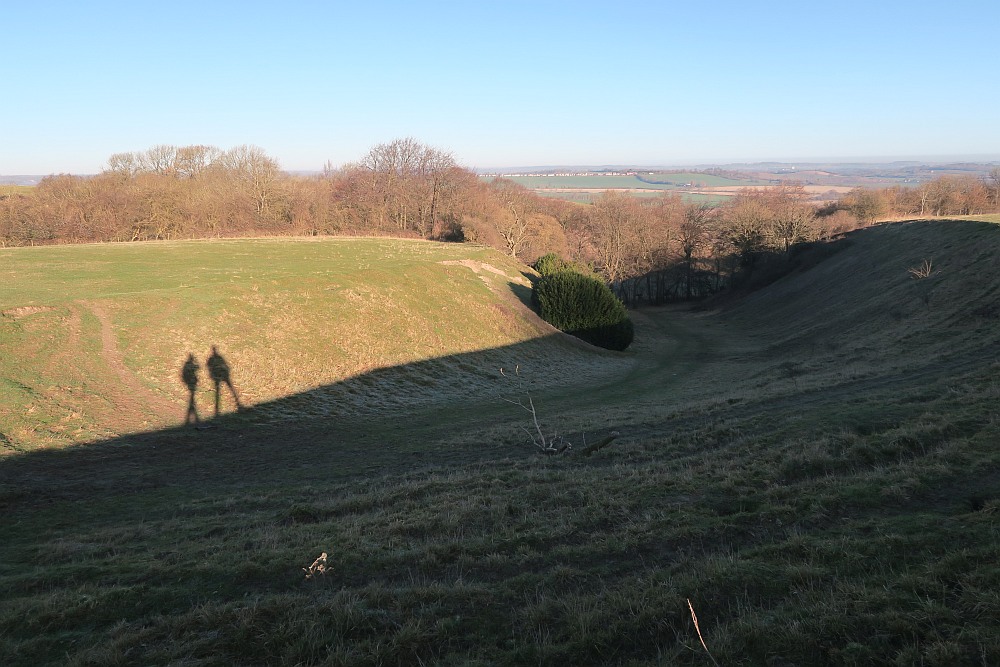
[
  {"left": 0, "top": 238, "right": 625, "bottom": 452},
  {"left": 2, "top": 221, "right": 1000, "bottom": 665}
]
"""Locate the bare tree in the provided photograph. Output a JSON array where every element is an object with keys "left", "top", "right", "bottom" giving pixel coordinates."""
[
  {"left": 105, "top": 152, "right": 141, "bottom": 178},
  {"left": 988, "top": 168, "right": 1000, "bottom": 208},
  {"left": 141, "top": 145, "right": 178, "bottom": 175},
  {"left": 678, "top": 203, "right": 713, "bottom": 299},
  {"left": 589, "top": 190, "right": 642, "bottom": 284},
  {"left": 954, "top": 175, "right": 990, "bottom": 215},
  {"left": 173, "top": 145, "right": 221, "bottom": 179},
  {"left": 359, "top": 137, "right": 457, "bottom": 235},
  {"left": 843, "top": 187, "right": 887, "bottom": 226},
  {"left": 489, "top": 178, "right": 537, "bottom": 258},
  {"left": 924, "top": 178, "right": 958, "bottom": 217},
  {"left": 766, "top": 185, "right": 816, "bottom": 251},
  {"left": 218, "top": 145, "right": 283, "bottom": 216},
  {"left": 718, "top": 189, "right": 772, "bottom": 268}
]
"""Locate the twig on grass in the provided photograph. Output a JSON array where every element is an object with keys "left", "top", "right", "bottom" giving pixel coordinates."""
[
  {"left": 580, "top": 431, "right": 620, "bottom": 456},
  {"left": 303, "top": 552, "right": 329, "bottom": 580},
  {"left": 907, "top": 258, "right": 937, "bottom": 279},
  {"left": 498, "top": 366, "right": 571, "bottom": 455},
  {"left": 687, "top": 598, "right": 721, "bottom": 667}
]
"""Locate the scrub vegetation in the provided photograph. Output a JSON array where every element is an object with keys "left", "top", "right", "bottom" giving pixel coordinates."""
[{"left": 2, "top": 218, "right": 1000, "bottom": 665}]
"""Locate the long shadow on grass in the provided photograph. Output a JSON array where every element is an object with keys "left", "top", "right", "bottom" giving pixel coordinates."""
[
  {"left": 6, "top": 219, "right": 1000, "bottom": 506},
  {"left": 0, "top": 331, "right": 627, "bottom": 505}
]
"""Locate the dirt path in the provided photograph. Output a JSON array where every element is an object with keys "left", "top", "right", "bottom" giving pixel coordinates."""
[
  {"left": 41, "top": 304, "right": 82, "bottom": 380},
  {"left": 83, "top": 301, "right": 179, "bottom": 429}
]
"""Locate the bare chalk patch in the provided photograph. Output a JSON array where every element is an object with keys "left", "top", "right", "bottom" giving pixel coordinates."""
[
  {"left": 440, "top": 260, "right": 530, "bottom": 285},
  {"left": 2, "top": 305, "right": 55, "bottom": 319}
]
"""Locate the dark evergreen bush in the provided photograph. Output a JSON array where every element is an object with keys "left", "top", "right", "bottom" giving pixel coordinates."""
[
  {"left": 533, "top": 253, "right": 570, "bottom": 277},
  {"left": 532, "top": 253, "right": 596, "bottom": 278},
  {"left": 532, "top": 271, "right": 634, "bottom": 351}
]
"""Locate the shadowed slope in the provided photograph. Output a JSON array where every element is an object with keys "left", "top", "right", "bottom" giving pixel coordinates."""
[{"left": 2, "top": 221, "right": 1000, "bottom": 666}]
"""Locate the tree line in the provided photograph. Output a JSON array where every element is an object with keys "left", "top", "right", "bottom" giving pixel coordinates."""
[
  {"left": 837, "top": 171, "right": 1000, "bottom": 222},
  {"left": 0, "top": 140, "right": 568, "bottom": 255},
  {"left": 3, "top": 139, "right": 999, "bottom": 304}
]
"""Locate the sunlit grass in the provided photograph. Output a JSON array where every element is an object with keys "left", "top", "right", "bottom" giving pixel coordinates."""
[{"left": 1, "top": 237, "right": 629, "bottom": 451}]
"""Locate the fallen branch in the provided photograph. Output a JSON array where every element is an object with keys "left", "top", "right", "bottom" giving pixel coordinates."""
[
  {"left": 580, "top": 432, "right": 620, "bottom": 456},
  {"left": 498, "top": 366, "right": 572, "bottom": 455},
  {"left": 303, "top": 552, "right": 329, "bottom": 581}
]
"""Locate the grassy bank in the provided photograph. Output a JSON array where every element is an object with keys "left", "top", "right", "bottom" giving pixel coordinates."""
[
  {"left": 2, "top": 221, "right": 1000, "bottom": 665},
  {"left": 0, "top": 238, "right": 628, "bottom": 452}
]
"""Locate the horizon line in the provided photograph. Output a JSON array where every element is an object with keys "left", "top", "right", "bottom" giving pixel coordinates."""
[{"left": 3, "top": 154, "right": 1000, "bottom": 181}]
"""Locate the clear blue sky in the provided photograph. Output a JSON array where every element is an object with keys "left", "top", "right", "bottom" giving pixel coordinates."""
[{"left": 3, "top": 0, "right": 999, "bottom": 174}]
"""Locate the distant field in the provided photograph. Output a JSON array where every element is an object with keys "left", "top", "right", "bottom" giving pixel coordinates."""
[
  {"left": 0, "top": 185, "right": 34, "bottom": 197},
  {"left": 504, "top": 172, "right": 767, "bottom": 191},
  {"left": 639, "top": 171, "right": 771, "bottom": 187},
  {"left": 543, "top": 190, "right": 731, "bottom": 205},
  {"left": 496, "top": 171, "right": 772, "bottom": 203}
]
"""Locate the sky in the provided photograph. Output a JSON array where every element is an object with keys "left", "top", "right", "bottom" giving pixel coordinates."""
[{"left": 3, "top": 0, "right": 999, "bottom": 174}]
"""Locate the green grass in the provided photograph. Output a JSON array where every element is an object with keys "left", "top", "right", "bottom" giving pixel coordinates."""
[
  {"left": 3, "top": 221, "right": 1000, "bottom": 665},
  {"left": 0, "top": 238, "right": 624, "bottom": 451},
  {"left": 958, "top": 213, "right": 1000, "bottom": 223}
]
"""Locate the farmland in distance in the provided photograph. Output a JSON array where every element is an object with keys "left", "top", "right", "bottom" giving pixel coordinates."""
[{"left": 493, "top": 170, "right": 800, "bottom": 204}]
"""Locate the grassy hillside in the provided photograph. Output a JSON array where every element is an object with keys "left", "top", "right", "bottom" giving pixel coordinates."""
[
  {"left": 0, "top": 238, "right": 626, "bottom": 452},
  {"left": 2, "top": 222, "right": 1000, "bottom": 665}
]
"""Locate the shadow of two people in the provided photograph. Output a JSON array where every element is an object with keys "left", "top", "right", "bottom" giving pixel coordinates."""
[{"left": 181, "top": 346, "right": 242, "bottom": 424}]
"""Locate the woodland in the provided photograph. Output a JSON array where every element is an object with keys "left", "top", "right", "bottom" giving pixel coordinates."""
[{"left": 3, "top": 139, "right": 1000, "bottom": 303}]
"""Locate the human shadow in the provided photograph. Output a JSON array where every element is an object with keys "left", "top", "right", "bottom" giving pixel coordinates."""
[
  {"left": 206, "top": 345, "right": 242, "bottom": 417},
  {"left": 0, "top": 330, "right": 630, "bottom": 494},
  {"left": 181, "top": 353, "right": 201, "bottom": 425},
  {"left": 8, "top": 215, "right": 1000, "bottom": 501}
]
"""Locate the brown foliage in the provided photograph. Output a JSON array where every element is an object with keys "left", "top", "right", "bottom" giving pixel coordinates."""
[
  {"left": 0, "top": 141, "right": 525, "bottom": 249},
  {"left": 10, "top": 141, "right": 998, "bottom": 311}
]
